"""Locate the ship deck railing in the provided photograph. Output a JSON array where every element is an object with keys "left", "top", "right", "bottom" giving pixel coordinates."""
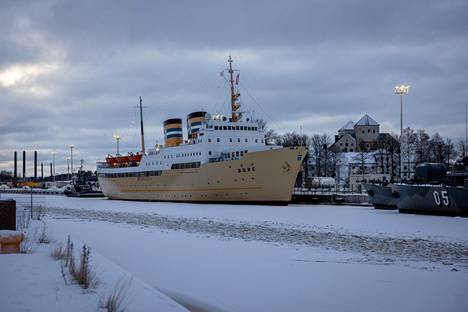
[
  {"left": 97, "top": 162, "right": 140, "bottom": 169},
  {"left": 0, "top": 188, "right": 64, "bottom": 195},
  {"left": 293, "top": 186, "right": 367, "bottom": 196}
]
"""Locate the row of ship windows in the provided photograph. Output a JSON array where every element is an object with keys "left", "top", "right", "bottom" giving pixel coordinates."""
[
  {"left": 206, "top": 138, "right": 263, "bottom": 143},
  {"left": 171, "top": 162, "right": 201, "bottom": 169},
  {"left": 175, "top": 151, "right": 202, "bottom": 158},
  {"left": 238, "top": 166, "right": 255, "bottom": 173},
  {"left": 146, "top": 161, "right": 163, "bottom": 166},
  {"left": 222, "top": 150, "right": 248, "bottom": 158},
  {"left": 99, "top": 170, "right": 162, "bottom": 178},
  {"left": 213, "top": 125, "right": 258, "bottom": 131},
  {"left": 145, "top": 150, "right": 250, "bottom": 167},
  {"left": 162, "top": 152, "right": 203, "bottom": 159},
  {"left": 99, "top": 160, "right": 201, "bottom": 178}
]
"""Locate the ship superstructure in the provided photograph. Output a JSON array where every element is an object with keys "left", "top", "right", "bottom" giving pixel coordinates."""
[{"left": 97, "top": 57, "right": 306, "bottom": 204}]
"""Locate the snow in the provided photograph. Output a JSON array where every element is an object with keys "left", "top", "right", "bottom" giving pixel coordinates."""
[
  {"left": 2, "top": 194, "right": 468, "bottom": 311},
  {"left": 5, "top": 194, "right": 466, "bottom": 243},
  {"left": 339, "top": 120, "right": 355, "bottom": 130},
  {"left": 355, "top": 114, "right": 379, "bottom": 126},
  {"left": 0, "top": 221, "right": 188, "bottom": 312},
  {"left": 45, "top": 217, "right": 468, "bottom": 312},
  {"left": 0, "top": 230, "right": 22, "bottom": 238}
]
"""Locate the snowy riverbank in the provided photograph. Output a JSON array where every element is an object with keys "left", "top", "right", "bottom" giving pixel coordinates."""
[
  {"left": 2, "top": 194, "right": 468, "bottom": 311},
  {"left": 0, "top": 220, "right": 187, "bottom": 312}
]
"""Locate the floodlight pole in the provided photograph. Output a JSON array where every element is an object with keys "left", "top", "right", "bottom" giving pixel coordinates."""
[
  {"left": 113, "top": 135, "right": 121, "bottom": 155},
  {"left": 395, "top": 85, "right": 410, "bottom": 181}
]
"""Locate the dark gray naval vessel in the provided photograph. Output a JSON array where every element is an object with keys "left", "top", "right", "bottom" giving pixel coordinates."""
[
  {"left": 366, "top": 158, "right": 468, "bottom": 216},
  {"left": 365, "top": 183, "right": 397, "bottom": 210}
]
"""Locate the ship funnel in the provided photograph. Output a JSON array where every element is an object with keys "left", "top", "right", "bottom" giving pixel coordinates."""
[
  {"left": 163, "top": 118, "right": 183, "bottom": 147},
  {"left": 187, "top": 111, "right": 207, "bottom": 139}
]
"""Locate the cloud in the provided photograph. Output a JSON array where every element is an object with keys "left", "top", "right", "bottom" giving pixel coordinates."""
[{"left": 0, "top": 0, "right": 467, "bottom": 175}]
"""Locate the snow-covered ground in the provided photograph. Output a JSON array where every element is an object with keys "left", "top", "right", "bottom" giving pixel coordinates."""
[
  {"left": 2, "top": 194, "right": 468, "bottom": 311},
  {"left": 0, "top": 220, "right": 188, "bottom": 312}
]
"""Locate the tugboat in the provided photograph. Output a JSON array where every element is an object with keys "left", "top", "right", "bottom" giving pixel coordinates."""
[
  {"left": 64, "top": 161, "right": 104, "bottom": 197},
  {"left": 96, "top": 56, "right": 306, "bottom": 204}
]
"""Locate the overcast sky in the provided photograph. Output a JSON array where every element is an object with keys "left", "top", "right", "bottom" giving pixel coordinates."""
[{"left": 1, "top": 0, "right": 467, "bottom": 175}]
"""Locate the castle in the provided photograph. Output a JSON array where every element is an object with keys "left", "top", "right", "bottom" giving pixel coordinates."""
[{"left": 330, "top": 114, "right": 396, "bottom": 152}]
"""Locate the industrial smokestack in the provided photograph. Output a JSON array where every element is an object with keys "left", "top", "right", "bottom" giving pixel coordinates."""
[
  {"left": 34, "top": 151, "right": 38, "bottom": 180},
  {"left": 22, "top": 151, "right": 26, "bottom": 179},
  {"left": 14, "top": 151, "right": 17, "bottom": 179},
  {"left": 50, "top": 162, "right": 53, "bottom": 179},
  {"left": 41, "top": 162, "right": 44, "bottom": 180}
]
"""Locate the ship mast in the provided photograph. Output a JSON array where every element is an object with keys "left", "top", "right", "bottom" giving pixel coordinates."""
[
  {"left": 228, "top": 56, "right": 241, "bottom": 122},
  {"left": 139, "top": 96, "right": 146, "bottom": 154}
]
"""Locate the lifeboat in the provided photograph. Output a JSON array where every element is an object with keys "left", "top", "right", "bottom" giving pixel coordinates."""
[{"left": 106, "top": 153, "right": 142, "bottom": 167}]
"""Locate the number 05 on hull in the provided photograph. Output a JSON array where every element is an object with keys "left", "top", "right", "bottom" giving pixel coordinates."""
[{"left": 393, "top": 184, "right": 468, "bottom": 216}]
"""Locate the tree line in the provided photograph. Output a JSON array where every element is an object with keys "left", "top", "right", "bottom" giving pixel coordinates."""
[{"left": 266, "top": 127, "right": 467, "bottom": 179}]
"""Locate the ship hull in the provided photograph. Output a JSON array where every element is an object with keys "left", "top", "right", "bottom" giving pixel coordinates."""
[
  {"left": 364, "top": 183, "right": 397, "bottom": 210},
  {"left": 392, "top": 184, "right": 468, "bottom": 216},
  {"left": 98, "top": 147, "right": 306, "bottom": 204}
]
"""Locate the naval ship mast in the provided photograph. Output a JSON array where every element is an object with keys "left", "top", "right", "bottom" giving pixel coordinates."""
[
  {"left": 228, "top": 56, "right": 241, "bottom": 122},
  {"left": 139, "top": 96, "right": 146, "bottom": 154}
]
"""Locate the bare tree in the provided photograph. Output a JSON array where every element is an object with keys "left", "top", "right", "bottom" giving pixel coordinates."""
[
  {"left": 444, "top": 138, "right": 456, "bottom": 166},
  {"left": 320, "top": 134, "right": 333, "bottom": 176},
  {"left": 265, "top": 129, "right": 281, "bottom": 145},
  {"left": 353, "top": 140, "right": 371, "bottom": 181},
  {"left": 429, "top": 132, "right": 445, "bottom": 162},
  {"left": 280, "top": 132, "right": 309, "bottom": 147},
  {"left": 456, "top": 138, "right": 467, "bottom": 158},
  {"left": 401, "top": 127, "right": 416, "bottom": 177},
  {"left": 328, "top": 150, "right": 339, "bottom": 178},
  {"left": 387, "top": 133, "right": 400, "bottom": 182},
  {"left": 310, "top": 134, "right": 322, "bottom": 176},
  {"left": 414, "top": 129, "right": 430, "bottom": 163}
]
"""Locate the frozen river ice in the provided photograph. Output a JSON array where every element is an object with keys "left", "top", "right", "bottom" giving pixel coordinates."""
[{"left": 47, "top": 206, "right": 468, "bottom": 268}]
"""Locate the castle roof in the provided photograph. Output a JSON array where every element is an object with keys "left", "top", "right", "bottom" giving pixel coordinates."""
[
  {"left": 355, "top": 114, "right": 379, "bottom": 126},
  {"left": 339, "top": 120, "right": 355, "bottom": 130}
]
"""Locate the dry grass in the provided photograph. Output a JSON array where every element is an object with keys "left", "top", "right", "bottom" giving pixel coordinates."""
[
  {"left": 71, "top": 244, "right": 97, "bottom": 289},
  {"left": 16, "top": 208, "right": 30, "bottom": 232},
  {"left": 50, "top": 244, "right": 67, "bottom": 260},
  {"left": 100, "top": 278, "right": 132, "bottom": 312},
  {"left": 38, "top": 221, "right": 50, "bottom": 244},
  {"left": 19, "top": 229, "right": 36, "bottom": 254},
  {"left": 57, "top": 236, "right": 97, "bottom": 289},
  {"left": 19, "top": 238, "right": 35, "bottom": 253}
]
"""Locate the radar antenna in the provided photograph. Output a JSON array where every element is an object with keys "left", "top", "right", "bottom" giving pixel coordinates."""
[{"left": 227, "top": 56, "right": 241, "bottom": 122}]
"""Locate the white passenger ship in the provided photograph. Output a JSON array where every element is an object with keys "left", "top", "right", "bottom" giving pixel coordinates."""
[{"left": 96, "top": 57, "right": 306, "bottom": 204}]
